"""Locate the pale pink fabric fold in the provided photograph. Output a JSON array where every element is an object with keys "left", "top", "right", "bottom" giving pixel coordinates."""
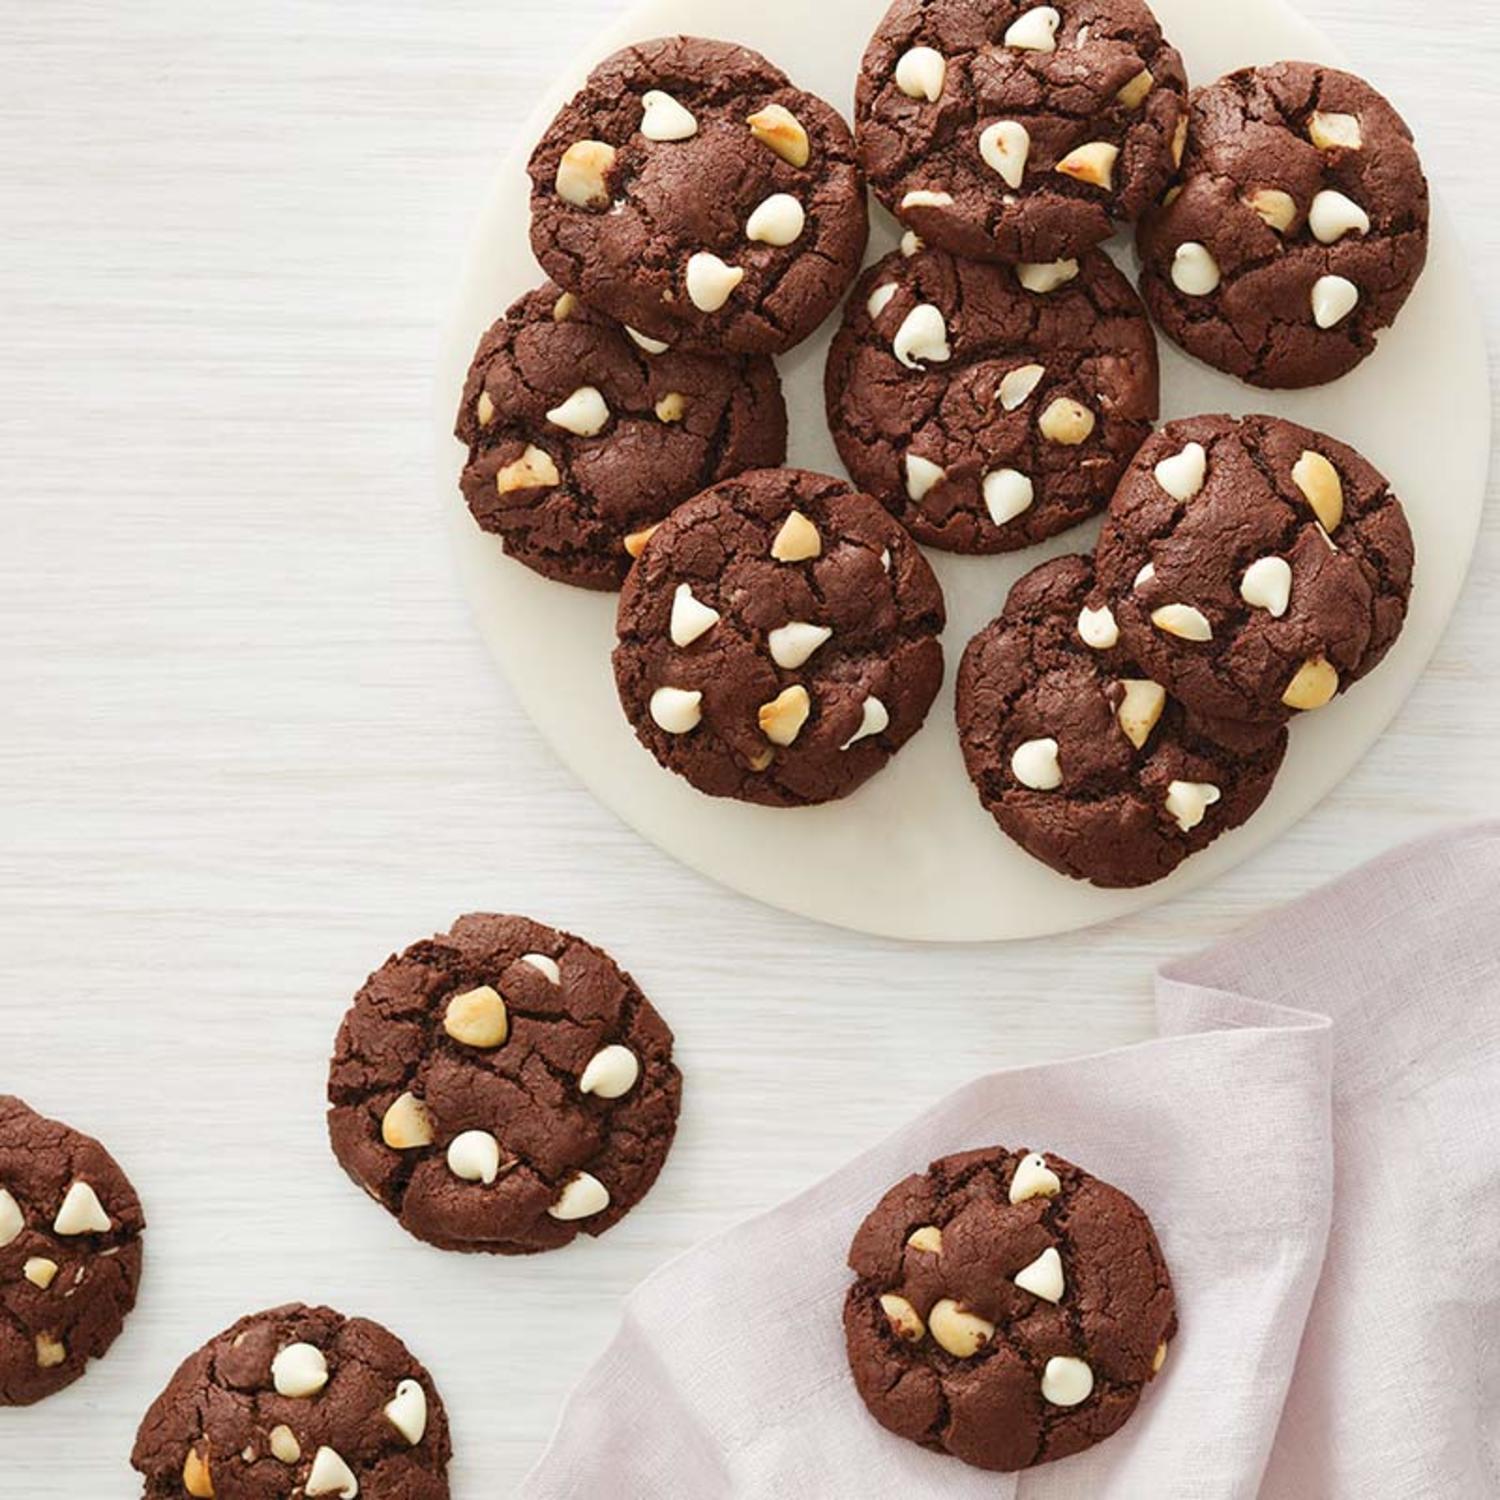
[{"left": 521, "top": 823, "right": 1500, "bottom": 1498}]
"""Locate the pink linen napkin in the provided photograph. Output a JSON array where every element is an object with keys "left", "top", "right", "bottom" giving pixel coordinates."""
[{"left": 520, "top": 823, "right": 1500, "bottom": 1498}]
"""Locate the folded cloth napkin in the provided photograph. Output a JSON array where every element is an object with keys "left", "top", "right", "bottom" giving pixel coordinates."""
[{"left": 520, "top": 823, "right": 1500, "bottom": 1499}]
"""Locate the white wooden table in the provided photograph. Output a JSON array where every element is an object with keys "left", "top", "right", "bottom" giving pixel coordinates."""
[{"left": 1, "top": 2, "right": 1495, "bottom": 1491}]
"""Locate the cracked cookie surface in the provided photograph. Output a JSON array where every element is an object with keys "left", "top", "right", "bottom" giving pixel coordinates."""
[
  {"left": 956, "top": 555, "right": 1286, "bottom": 887},
  {"left": 0, "top": 1094, "right": 144, "bottom": 1406},
  {"left": 856, "top": 0, "right": 1187, "bottom": 264},
  {"left": 456, "top": 282, "right": 786, "bottom": 590},
  {"left": 528, "top": 37, "right": 868, "bottom": 356},
  {"left": 613, "top": 468, "right": 946, "bottom": 806},
  {"left": 1095, "top": 414, "right": 1414, "bottom": 725},
  {"left": 326, "top": 915, "right": 680, "bottom": 1254},
  {"left": 1136, "top": 62, "right": 1429, "bottom": 388},
  {"left": 825, "top": 245, "right": 1156, "bottom": 553},
  {"left": 131, "top": 1302, "right": 451, "bottom": 1499},
  {"left": 844, "top": 1145, "right": 1175, "bottom": 1472}
]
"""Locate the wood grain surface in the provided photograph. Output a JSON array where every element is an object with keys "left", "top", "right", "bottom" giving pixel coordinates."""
[{"left": 1, "top": 1, "right": 1495, "bottom": 1491}]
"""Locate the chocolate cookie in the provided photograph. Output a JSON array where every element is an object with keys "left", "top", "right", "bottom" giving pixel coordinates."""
[
  {"left": 855, "top": 0, "right": 1188, "bottom": 265},
  {"left": 131, "top": 1303, "right": 451, "bottom": 1499},
  {"left": 327, "top": 914, "right": 680, "bottom": 1255},
  {"left": 1095, "top": 414, "right": 1415, "bottom": 725},
  {"left": 0, "top": 1095, "right": 144, "bottom": 1405},
  {"left": 455, "top": 282, "right": 787, "bottom": 590},
  {"left": 613, "top": 468, "right": 946, "bottom": 806},
  {"left": 845, "top": 1146, "right": 1175, "bottom": 1471},
  {"left": 1136, "top": 62, "right": 1429, "bottom": 388},
  {"left": 956, "top": 555, "right": 1286, "bottom": 886},
  {"left": 825, "top": 245, "right": 1157, "bottom": 553},
  {"left": 528, "top": 37, "right": 868, "bottom": 356}
]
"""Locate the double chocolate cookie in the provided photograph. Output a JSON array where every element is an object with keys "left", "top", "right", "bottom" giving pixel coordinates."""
[
  {"left": 327, "top": 914, "right": 680, "bottom": 1255},
  {"left": 456, "top": 281, "right": 786, "bottom": 589},
  {"left": 956, "top": 555, "right": 1286, "bottom": 887},
  {"left": 131, "top": 1303, "right": 450, "bottom": 1499},
  {"left": 613, "top": 468, "right": 946, "bottom": 806},
  {"left": 856, "top": 0, "right": 1188, "bottom": 264},
  {"left": 1095, "top": 414, "right": 1415, "bottom": 725},
  {"left": 1137, "top": 62, "right": 1429, "bottom": 388},
  {"left": 0, "top": 1095, "right": 144, "bottom": 1405},
  {"left": 825, "top": 245, "right": 1157, "bottom": 553},
  {"left": 844, "top": 1145, "right": 1176, "bottom": 1471},
  {"left": 528, "top": 37, "right": 868, "bottom": 355}
]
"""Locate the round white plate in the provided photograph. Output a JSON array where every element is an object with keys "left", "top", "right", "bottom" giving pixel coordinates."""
[{"left": 436, "top": 0, "right": 1488, "bottom": 942}]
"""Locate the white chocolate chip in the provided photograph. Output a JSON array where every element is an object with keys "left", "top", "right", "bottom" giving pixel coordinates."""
[
  {"left": 34, "top": 1332, "right": 66, "bottom": 1369},
  {"left": 23, "top": 1257, "right": 58, "bottom": 1289},
  {"left": 978, "top": 121, "right": 1030, "bottom": 188},
  {"left": 1153, "top": 441, "right": 1207, "bottom": 501},
  {"left": 900, "top": 189, "right": 954, "bottom": 212},
  {"left": 1240, "top": 556, "right": 1292, "bottom": 617},
  {"left": 579, "top": 1045, "right": 640, "bottom": 1099},
  {"left": 746, "top": 193, "right": 805, "bottom": 246},
  {"left": 555, "top": 140, "right": 616, "bottom": 208},
  {"left": 1153, "top": 1340, "right": 1169, "bottom": 1374},
  {"left": 669, "top": 583, "right": 720, "bottom": 647},
  {"left": 895, "top": 46, "right": 947, "bottom": 102},
  {"left": 476, "top": 390, "right": 495, "bottom": 427},
  {"left": 879, "top": 1293, "right": 926, "bottom": 1342},
  {"left": 1292, "top": 450, "right": 1344, "bottom": 531},
  {"left": 1055, "top": 141, "right": 1118, "bottom": 190},
  {"left": 900, "top": 230, "right": 923, "bottom": 258},
  {"left": 384, "top": 1379, "right": 428, "bottom": 1446},
  {"left": 771, "top": 510, "right": 821, "bottom": 561},
  {"left": 1134, "top": 562, "right": 1156, "bottom": 590},
  {"left": 182, "top": 1447, "right": 213, "bottom": 1498},
  {"left": 758, "top": 685, "right": 812, "bottom": 746},
  {"left": 654, "top": 392, "right": 686, "bottom": 423},
  {"left": 768, "top": 621, "right": 832, "bottom": 669},
  {"left": 1003, "top": 5, "right": 1060, "bottom": 51},
  {"left": 624, "top": 524, "right": 660, "bottom": 559},
  {"left": 53, "top": 1181, "right": 110, "bottom": 1236},
  {"left": 552, "top": 292, "right": 578, "bottom": 322},
  {"left": 639, "top": 89, "right": 697, "bottom": 142},
  {"left": 982, "top": 468, "right": 1034, "bottom": 526},
  {"left": 1009, "top": 1152, "right": 1062, "bottom": 1203},
  {"left": 306, "top": 1445, "right": 360, "bottom": 1498},
  {"left": 1117, "top": 678, "right": 1166, "bottom": 749},
  {"left": 1011, "top": 737, "right": 1061, "bottom": 791},
  {"left": 1165, "top": 779, "right": 1222, "bottom": 832},
  {"left": 1013, "top": 1246, "right": 1065, "bottom": 1303},
  {"left": 521, "top": 953, "right": 561, "bottom": 984},
  {"left": 1038, "top": 397, "right": 1095, "bottom": 445},
  {"left": 1171, "top": 116, "right": 1188, "bottom": 167},
  {"left": 1171, "top": 242, "right": 1221, "bottom": 296},
  {"left": 685, "top": 252, "right": 744, "bottom": 313},
  {"left": 1117, "top": 68, "right": 1154, "bottom": 109},
  {"left": 1246, "top": 188, "right": 1297, "bottom": 233},
  {"left": 1016, "top": 259, "right": 1078, "bottom": 293},
  {"left": 907, "top": 1224, "right": 942, "bottom": 1254},
  {"left": 272, "top": 1342, "right": 329, "bottom": 1398},
  {"left": 0, "top": 1188, "right": 22, "bottom": 1247},
  {"left": 269, "top": 1426, "right": 301, "bottom": 1464},
  {"left": 866, "top": 283, "right": 898, "bottom": 319},
  {"left": 840, "top": 696, "right": 889, "bottom": 750},
  {"left": 1308, "top": 110, "right": 1362, "bottom": 151},
  {"left": 626, "top": 326, "right": 669, "bottom": 355},
  {"left": 999, "top": 362, "right": 1044, "bottom": 410},
  {"left": 1282, "top": 655, "right": 1339, "bottom": 711},
  {"left": 1308, "top": 188, "right": 1370, "bottom": 243},
  {"left": 904, "top": 453, "right": 946, "bottom": 502},
  {"left": 1041, "top": 1355, "right": 1094, "bottom": 1407},
  {"left": 381, "top": 1092, "right": 435, "bottom": 1150},
  {"left": 545, "top": 385, "right": 609, "bottom": 437},
  {"left": 892, "top": 303, "right": 950, "bottom": 369},
  {"left": 1312, "top": 274, "right": 1359, "bottom": 329},
  {"left": 929, "top": 1299, "right": 994, "bottom": 1357},
  {"left": 548, "top": 1171, "right": 610, "bottom": 1220},
  {"left": 1077, "top": 604, "right": 1118, "bottom": 650},
  {"left": 444, "top": 985, "right": 508, "bottom": 1049},
  {"left": 446, "top": 1130, "right": 503, "bottom": 1185},
  {"left": 879, "top": 548, "right": 892, "bottom": 572},
  {"left": 649, "top": 686, "right": 703, "bottom": 734},
  {"left": 747, "top": 104, "right": 809, "bottom": 167},
  {"left": 495, "top": 445, "right": 560, "bottom": 496},
  {"left": 1151, "top": 603, "right": 1213, "bottom": 642}
]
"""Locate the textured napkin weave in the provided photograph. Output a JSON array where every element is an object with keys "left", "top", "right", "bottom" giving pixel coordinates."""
[{"left": 521, "top": 824, "right": 1500, "bottom": 1498}]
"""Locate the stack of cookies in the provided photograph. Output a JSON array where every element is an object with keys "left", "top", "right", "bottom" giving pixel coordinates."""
[{"left": 456, "top": 7, "right": 1426, "bottom": 890}]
